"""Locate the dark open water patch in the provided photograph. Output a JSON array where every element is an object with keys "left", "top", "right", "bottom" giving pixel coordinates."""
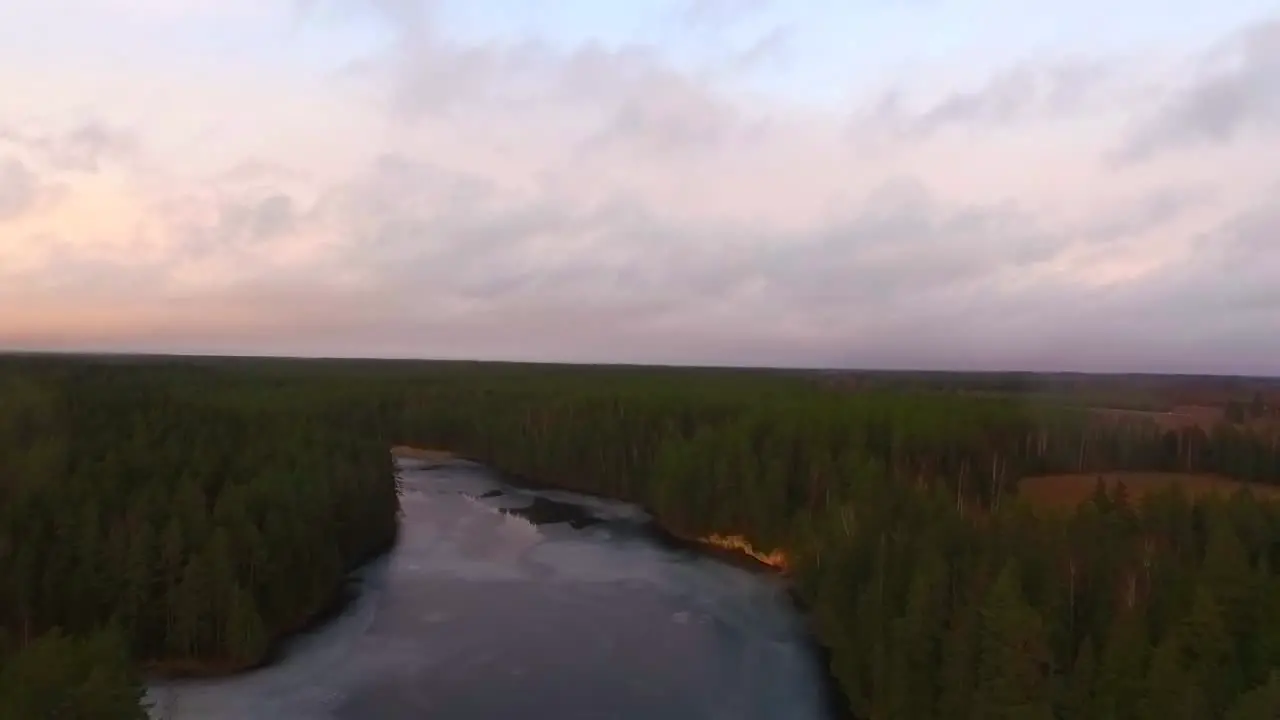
[
  {"left": 485, "top": 470, "right": 852, "bottom": 719},
  {"left": 499, "top": 494, "right": 604, "bottom": 530}
]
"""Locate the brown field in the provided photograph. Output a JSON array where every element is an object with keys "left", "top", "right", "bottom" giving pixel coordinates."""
[
  {"left": 1087, "top": 405, "right": 1222, "bottom": 432},
  {"left": 1019, "top": 472, "right": 1280, "bottom": 510}
]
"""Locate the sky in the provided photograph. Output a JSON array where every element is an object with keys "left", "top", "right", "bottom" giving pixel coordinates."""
[{"left": 1, "top": 0, "right": 1278, "bottom": 373}]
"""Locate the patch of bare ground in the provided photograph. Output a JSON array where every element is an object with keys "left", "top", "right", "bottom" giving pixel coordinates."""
[
  {"left": 1019, "top": 472, "right": 1280, "bottom": 511},
  {"left": 389, "top": 445, "right": 457, "bottom": 463},
  {"left": 698, "top": 533, "right": 789, "bottom": 572}
]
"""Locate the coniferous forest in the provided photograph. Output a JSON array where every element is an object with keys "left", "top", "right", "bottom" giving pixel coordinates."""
[{"left": 2, "top": 355, "right": 1279, "bottom": 718}]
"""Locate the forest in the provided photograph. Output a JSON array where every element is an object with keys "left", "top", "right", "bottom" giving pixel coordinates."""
[
  {"left": 1, "top": 354, "right": 1279, "bottom": 718},
  {"left": 0, "top": 356, "right": 401, "bottom": 718}
]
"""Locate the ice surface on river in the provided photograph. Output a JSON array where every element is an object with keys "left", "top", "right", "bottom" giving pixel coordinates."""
[{"left": 146, "top": 460, "right": 832, "bottom": 720}]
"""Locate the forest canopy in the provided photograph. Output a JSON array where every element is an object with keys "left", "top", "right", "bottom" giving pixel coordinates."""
[{"left": 1, "top": 355, "right": 1278, "bottom": 719}]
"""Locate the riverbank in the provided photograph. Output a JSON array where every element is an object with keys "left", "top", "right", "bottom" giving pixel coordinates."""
[{"left": 145, "top": 527, "right": 399, "bottom": 680}]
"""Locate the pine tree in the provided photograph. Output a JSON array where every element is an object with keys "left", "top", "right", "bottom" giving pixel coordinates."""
[
  {"left": 224, "top": 583, "right": 267, "bottom": 667},
  {"left": 971, "top": 564, "right": 1054, "bottom": 720},
  {"left": 886, "top": 547, "right": 947, "bottom": 719},
  {"left": 1059, "top": 636, "right": 1096, "bottom": 720},
  {"left": 1224, "top": 672, "right": 1280, "bottom": 720},
  {"left": 1093, "top": 608, "right": 1147, "bottom": 720},
  {"left": 1142, "top": 635, "right": 1203, "bottom": 720},
  {"left": 1178, "top": 584, "right": 1235, "bottom": 715}
]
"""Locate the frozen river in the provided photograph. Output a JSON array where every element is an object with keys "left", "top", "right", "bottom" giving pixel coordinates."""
[{"left": 146, "top": 458, "right": 835, "bottom": 720}]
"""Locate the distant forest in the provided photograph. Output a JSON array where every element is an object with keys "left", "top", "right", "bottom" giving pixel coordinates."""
[{"left": 1, "top": 355, "right": 1278, "bottom": 718}]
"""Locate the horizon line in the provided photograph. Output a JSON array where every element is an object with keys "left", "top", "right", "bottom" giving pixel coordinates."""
[{"left": 3, "top": 348, "right": 1277, "bottom": 380}]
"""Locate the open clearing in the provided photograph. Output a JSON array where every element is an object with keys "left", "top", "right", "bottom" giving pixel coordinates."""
[
  {"left": 1087, "top": 405, "right": 1222, "bottom": 432},
  {"left": 1019, "top": 472, "right": 1280, "bottom": 510}
]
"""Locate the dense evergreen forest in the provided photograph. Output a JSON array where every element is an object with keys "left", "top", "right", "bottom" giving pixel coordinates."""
[
  {"left": 0, "top": 357, "right": 400, "bottom": 718},
  {"left": 2, "top": 355, "right": 1279, "bottom": 718}
]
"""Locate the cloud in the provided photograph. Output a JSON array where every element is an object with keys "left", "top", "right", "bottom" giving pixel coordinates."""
[
  {"left": 1, "top": 2, "right": 1278, "bottom": 373},
  {"left": 160, "top": 191, "right": 299, "bottom": 259},
  {"left": 45, "top": 123, "right": 139, "bottom": 172},
  {"left": 377, "top": 31, "right": 745, "bottom": 161},
  {"left": 0, "top": 121, "right": 137, "bottom": 173},
  {"left": 859, "top": 58, "right": 1121, "bottom": 139},
  {"left": 1116, "top": 19, "right": 1280, "bottom": 161},
  {"left": 0, "top": 157, "right": 72, "bottom": 224},
  {"left": 0, "top": 159, "right": 41, "bottom": 221},
  {"left": 1075, "top": 183, "right": 1214, "bottom": 243}
]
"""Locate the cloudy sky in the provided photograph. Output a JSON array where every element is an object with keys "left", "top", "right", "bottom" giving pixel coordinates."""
[{"left": 1, "top": 0, "right": 1278, "bottom": 372}]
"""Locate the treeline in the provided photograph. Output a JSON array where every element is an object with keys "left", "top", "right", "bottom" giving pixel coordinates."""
[
  {"left": 3, "top": 356, "right": 1280, "bottom": 718},
  {"left": 1226, "top": 393, "right": 1276, "bottom": 423},
  {"left": 0, "top": 359, "right": 400, "bottom": 717}
]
